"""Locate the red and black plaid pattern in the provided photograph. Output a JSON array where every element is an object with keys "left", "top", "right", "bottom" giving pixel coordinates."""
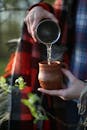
[{"left": 4, "top": 1, "right": 70, "bottom": 130}]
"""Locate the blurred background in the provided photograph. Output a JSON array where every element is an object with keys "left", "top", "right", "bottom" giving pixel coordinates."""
[{"left": 0, "top": 0, "right": 54, "bottom": 76}]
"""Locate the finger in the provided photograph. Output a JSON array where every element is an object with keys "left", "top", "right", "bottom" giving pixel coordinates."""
[
  {"left": 24, "top": 16, "right": 31, "bottom": 34},
  {"left": 38, "top": 88, "right": 69, "bottom": 100},
  {"left": 38, "top": 88, "right": 58, "bottom": 95},
  {"left": 29, "top": 17, "right": 34, "bottom": 34},
  {"left": 62, "top": 68, "right": 76, "bottom": 82},
  {"left": 31, "top": 20, "right": 40, "bottom": 42},
  {"left": 27, "top": 21, "right": 31, "bottom": 35}
]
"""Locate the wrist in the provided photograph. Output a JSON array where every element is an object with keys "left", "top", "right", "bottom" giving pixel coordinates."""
[
  {"left": 77, "top": 81, "right": 87, "bottom": 115},
  {"left": 73, "top": 81, "right": 86, "bottom": 103},
  {"left": 80, "top": 81, "right": 87, "bottom": 98}
]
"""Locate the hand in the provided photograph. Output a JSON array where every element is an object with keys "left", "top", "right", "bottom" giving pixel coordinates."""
[
  {"left": 38, "top": 69, "right": 85, "bottom": 100},
  {"left": 24, "top": 6, "right": 58, "bottom": 42}
]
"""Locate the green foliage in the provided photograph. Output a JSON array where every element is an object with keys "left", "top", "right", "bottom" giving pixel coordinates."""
[
  {"left": 0, "top": 76, "right": 26, "bottom": 93},
  {"left": 0, "top": 58, "right": 8, "bottom": 76},
  {"left": 0, "top": 76, "right": 10, "bottom": 124},
  {"left": 44, "top": 0, "right": 54, "bottom": 4},
  {"left": 15, "top": 76, "right": 26, "bottom": 90},
  {"left": 0, "top": 76, "right": 48, "bottom": 124},
  {"left": 0, "top": 76, "right": 11, "bottom": 93},
  {"left": 22, "top": 93, "right": 48, "bottom": 124}
]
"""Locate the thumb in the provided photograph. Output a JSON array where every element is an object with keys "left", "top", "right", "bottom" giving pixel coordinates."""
[{"left": 62, "top": 68, "right": 76, "bottom": 82}]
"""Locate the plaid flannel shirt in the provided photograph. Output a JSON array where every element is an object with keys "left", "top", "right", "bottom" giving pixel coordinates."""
[
  {"left": 70, "top": 0, "right": 87, "bottom": 81},
  {"left": 4, "top": 0, "right": 87, "bottom": 130},
  {"left": 4, "top": 2, "right": 68, "bottom": 130}
]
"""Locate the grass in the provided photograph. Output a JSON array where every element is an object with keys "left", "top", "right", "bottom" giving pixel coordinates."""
[{"left": 0, "top": 58, "right": 9, "bottom": 76}]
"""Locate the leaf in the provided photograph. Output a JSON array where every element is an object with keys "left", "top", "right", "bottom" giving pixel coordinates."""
[
  {"left": 21, "top": 93, "right": 48, "bottom": 123},
  {"left": 28, "top": 93, "right": 40, "bottom": 104},
  {"left": 0, "top": 77, "right": 6, "bottom": 84},
  {"left": 15, "top": 76, "right": 26, "bottom": 90}
]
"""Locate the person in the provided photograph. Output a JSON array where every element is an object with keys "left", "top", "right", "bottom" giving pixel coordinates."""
[
  {"left": 24, "top": 0, "right": 87, "bottom": 129},
  {"left": 3, "top": 0, "right": 87, "bottom": 130},
  {"left": 24, "top": 0, "right": 87, "bottom": 100}
]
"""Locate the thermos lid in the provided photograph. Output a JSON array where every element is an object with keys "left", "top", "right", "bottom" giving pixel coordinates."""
[{"left": 35, "top": 19, "right": 61, "bottom": 44}]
